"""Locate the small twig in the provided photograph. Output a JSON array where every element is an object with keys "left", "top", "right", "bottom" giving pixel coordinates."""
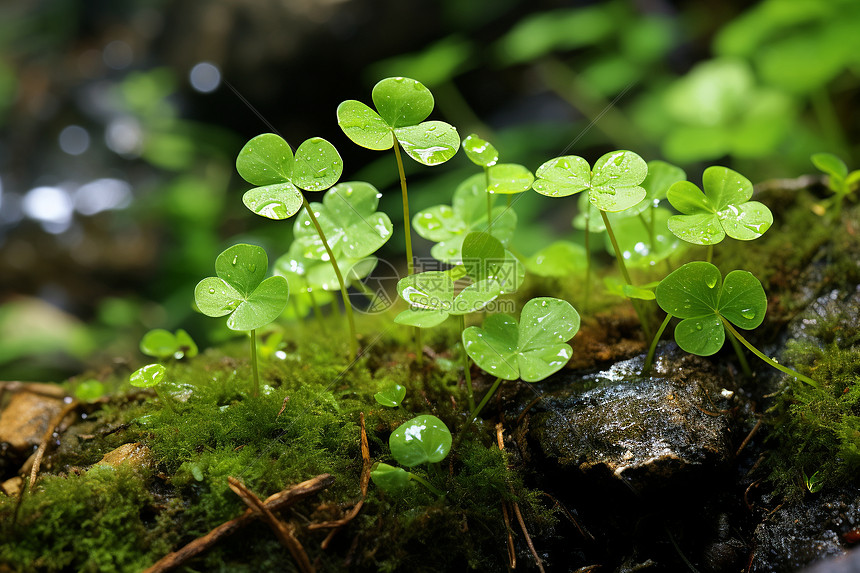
[
  {"left": 735, "top": 419, "right": 763, "bottom": 458},
  {"left": 28, "top": 399, "right": 79, "bottom": 491},
  {"left": 516, "top": 395, "right": 543, "bottom": 426},
  {"left": 228, "top": 477, "right": 315, "bottom": 573},
  {"left": 744, "top": 479, "right": 762, "bottom": 512},
  {"left": 540, "top": 492, "right": 593, "bottom": 542},
  {"left": 496, "top": 424, "right": 516, "bottom": 569},
  {"left": 310, "top": 412, "right": 371, "bottom": 549},
  {"left": 142, "top": 474, "right": 334, "bottom": 573},
  {"left": 277, "top": 396, "right": 290, "bottom": 419}
]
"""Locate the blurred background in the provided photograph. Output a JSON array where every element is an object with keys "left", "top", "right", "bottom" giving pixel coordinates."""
[{"left": 0, "top": 0, "right": 858, "bottom": 381}]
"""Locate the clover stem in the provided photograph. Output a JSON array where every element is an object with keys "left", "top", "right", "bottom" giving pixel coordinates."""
[
  {"left": 459, "top": 315, "right": 475, "bottom": 411},
  {"left": 601, "top": 211, "right": 653, "bottom": 340},
  {"left": 250, "top": 329, "right": 259, "bottom": 397},
  {"left": 721, "top": 318, "right": 820, "bottom": 388},
  {"left": 392, "top": 143, "right": 414, "bottom": 276},
  {"left": 643, "top": 313, "right": 672, "bottom": 374},
  {"left": 706, "top": 244, "right": 713, "bottom": 264},
  {"left": 484, "top": 167, "right": 492, "bottom": 231},
  {"left": 454, "top": 376, "right": 504, "bottom": 450},
  {"left": 392, "top": 143, "right": 423, "bottom": 364},
  {"left": 726, "top": 325, "right": 752, "bottom": 377},
  {"left": 301, "top": 196, "right": 358, "bottom": 360},
  {"left": 408, "top": 471, "right": 444, "bottom": 497},
  {"left": 639, "top": 211, "right": 655, "bottom": 253},
  {"left": 584, "top": 215, "right": 591, "bottom": 313}
]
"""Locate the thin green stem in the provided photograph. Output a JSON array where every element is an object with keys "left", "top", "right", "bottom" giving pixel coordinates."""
[
  {"left": 601, "top": 211, "right": 653, "bottom": 340},
  {"left": 706, "top": 244, "right": 714, "bottom": 264},
  {"left": 302, "top": 196, "right": 358, "bottom": 359},
  {"left": 638, "top": 211, "right": 655, "bottom": 253},
  {"left": 250, "top": 329, "right": 259, "bottom": 397},
  {"left": 726, "top": 325, "right": 752, "bottom": 377},
  {"left": 721, "top": 318, "right": 820, "bottom": 388},
  {"left": 392, "top": 143, "right": 422, "bottom": 364},
  {"left": 408, "top": 471, "right": 444, "bottom": 497},
  {"left": 643, "top": 314, "right": 672, "bottom": 374},
  {"left": 392, "top": 143, "right": 414, "bottom": 276},
  {"left": 485, "top": 167, "right": 492, "bottom": 231},
  {"left": 584, "top": 215, "right": 591, "bottom": 313},
  {"left": 453, "top": 376, "right": 504, "bottom": 450},
  {"left": 459, "top": 315, "right": 475, "bottom": 412}
]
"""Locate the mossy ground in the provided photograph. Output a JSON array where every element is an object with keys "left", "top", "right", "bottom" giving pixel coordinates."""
[
  {"left": 1, "top": 183, "right": 858, "bottom": 571},
  {"left": 0, "top": 312, "right": 554, "bottom": 572}
]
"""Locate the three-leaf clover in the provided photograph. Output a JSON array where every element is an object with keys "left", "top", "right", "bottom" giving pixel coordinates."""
[
  {"left": 462, "top": 297, "right": 580, "bottom": 382},
  {"left": 394, "top": 270, "right": 501, "bottom": 328},
  {"left": 811, "top": 152, "right": 860, "bottom": 219},
  {"left": 413, "top": 173, "right": 517, "bottom": 263},
  {"left": 666, "top": 166, "right": 772, "bottom": 245},
  {"left": 236, "top": 133, "right": 343, "bottom": 220},
  {"left": 194, "top": 244, "right": 289, "bottom": 331},
  {"left": 389, "top": 414, "right": 452, "bottom": 467},
  {"left": 129, "top": 363, "right": 175, "bottom": 412},
  {"left": 532, "top": 150, "right": 648, "bottom": 212},
  {"left": 654, "top": 261, "right": 765, "bottom": 356},
  {"left": 337, "top": 77, "right": 460, "bottom": 166},
  {"left": 292, "top": 181, "right": 393, "bottom": 261}
]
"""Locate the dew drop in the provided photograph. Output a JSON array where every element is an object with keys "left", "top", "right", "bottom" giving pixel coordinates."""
[
  {"left": 540, "top": 300, "right": 548, "bottom": 308},
  {"left": 695, "top": 323, "right": 703, "bottom": 331},
  {"left": 741, "top": 308, "right": 755, "bottom": 320},
  {"left": 232, "top": 255, "right": 238, "bottom": 265},
  {"left": 248, "top": 263, "right": 257, "bottom": 273},
  {"left": 208, "top": 288, "right": 215, "bottom": 294},
  {"left": 706, "top": 277, "right": 717, "bottom": 289}
]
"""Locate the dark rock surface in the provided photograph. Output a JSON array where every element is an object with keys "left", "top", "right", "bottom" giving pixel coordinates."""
[{"left": 751, "top": 487, "right": 860, "bottom": 572}]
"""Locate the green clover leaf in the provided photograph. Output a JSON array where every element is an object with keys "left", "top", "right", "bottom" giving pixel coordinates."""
[
  {"left": 486, "top": 163, "right": 535, "bottom": 195},
  {"left": 140, "top": 329, "right": 198, "bottom": 360},
  {"left": 625, "top": 159, "right": 686, "bottom": 216},
  {"left": 374, "top": 383, "right": 407, "bottom": 408},
  {"left": 666, "top": 166, "right": 773, "bottom": 245},
  {"left": 129, "top": 363, "right": 166, "bottom": 388},
  {"left": 532, "top": 150, "right": 647, "bottom": 212},
  {"left": 292, "top": 181, "right": 393, "bottom": 261},
  {"left": 655, "top": 261, "right": 766, "bottom": 356},
  {"left": 369, "top": 462, "right": 411, "bottom": 491},
  {"left": 462, "top": 297, "right": 580, "bottom": 382},
  {"left": 389, "top": 414, "right": 452, "bottom": 467},
  {"left": 461, "top": 231, "right": 525, "bottom": 295},
  {"left": 236, "top": 134, "right": 343, "bottom": 220},
  {"left": 194, "top": 244, "right": 289, "bottom": 331},
  {"left": 413, "top": 174, "right": 517, "bottom": 263},
  {"left": 394, "top": 270, "right": 501, "bottom": 328},
  {"left": 526, "top": 241, "right": 588, "bottom": 277},
  {"left": 462, "top": 133, "right": 498, "bottom": 167},
  {"left": 337, "top": 77, "right": 460, "bottom": 166}
]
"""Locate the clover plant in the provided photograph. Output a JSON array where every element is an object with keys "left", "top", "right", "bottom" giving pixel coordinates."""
[
  {"left": 139, "top": 328, "right": 198, "bottom": 361},
  {"left": 194, "top": 243, "right": 289, "bottom": 396},
  {"left": 462, "top": 297, "right": 580, "bottom": 430},
  {"left": 462, "top": 133, "right": 534, "bottom": 229},
  {"left": 533, "top": 150, "right": 652, "bottom": 337},
  {"left": 337, "top": 77, "right": 460, "bottom": 276},
  {"left": 374, "top": 383, "right": 406, "bottom": 408},
  {"left": 129, "top": 363, "right": 175, "bottom": 412},
  {"left": 666, "top": 166, "right": 772, "bottom": 262},
  {"left": 646, "top": 261, "right": 819, "bottom": 387},
  {"left": 413, "top": 173, "right": 517, "bottom": 263},
  {"left": 811, "top": 152, "right": 860, "bottom": 220},
  {"left": 236, "top": 132, "right": 359, "bottom": 358},
  {"left": 370, "top": 414, "right": 452, "bottom": 496}
]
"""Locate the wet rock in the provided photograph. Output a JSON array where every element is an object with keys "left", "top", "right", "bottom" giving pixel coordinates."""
[
  {"left": 0, "top": 391, "right": 65, "bottom": 452},
  {"left": 517, "top": 348, "right": 738, "bottom": 493},
  {"left": 95, "top": 442, "right": 152, "bottom": 469},
  {"left": 785, "top": 285, "right": 860, "bottom": 349},
  {"left": 803, "top": 545, "right": 860, "bottom": 573},
  {"left": 751, "top": 487, "right": 859, "bottom": 572}
]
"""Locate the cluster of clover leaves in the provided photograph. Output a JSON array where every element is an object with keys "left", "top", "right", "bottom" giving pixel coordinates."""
[{"left": 128, "top": 76, "right": 822, "bottom": 496}]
